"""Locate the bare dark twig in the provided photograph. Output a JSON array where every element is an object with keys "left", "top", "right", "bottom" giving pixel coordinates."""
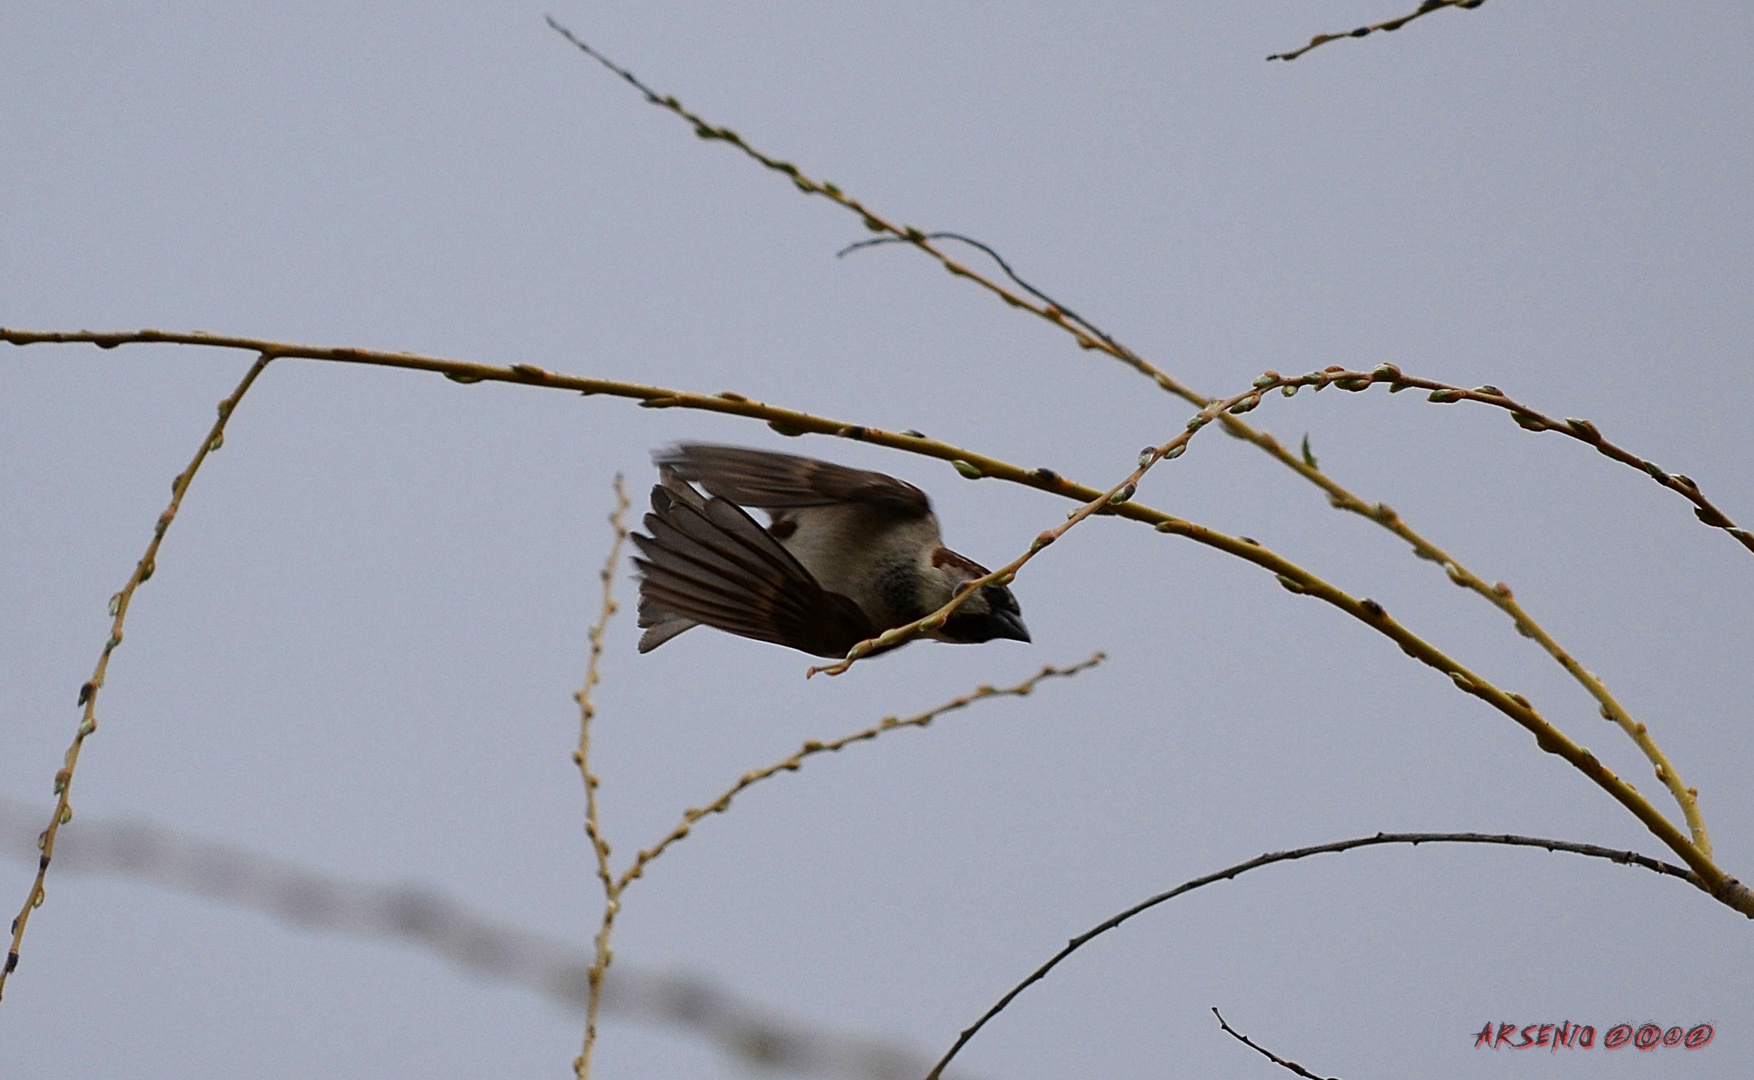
[
  {"left": 1213, "top": 1008, "right": 1340, "bottom": 1080},
  {"left": 924, "top": 832, "right": 1694, "bottom": 1079},
  {"left": 837, "top": 232, "right": 1122, "bottom": 358}
]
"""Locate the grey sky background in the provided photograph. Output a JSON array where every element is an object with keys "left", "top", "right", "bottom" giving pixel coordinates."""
[{"left": 3, "top": 3, "right": 1751, "bottom": 1078}]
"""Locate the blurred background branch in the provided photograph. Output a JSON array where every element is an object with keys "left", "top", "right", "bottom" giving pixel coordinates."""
[{"left": 0, "top": 795, "right": 965, "bottom": 1080}]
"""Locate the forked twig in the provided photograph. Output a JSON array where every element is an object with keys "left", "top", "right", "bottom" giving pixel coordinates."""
[
  {"left": 1, "top": 351, "right": 273, "bottom": 999},
  {"left": 619, "top": 654, "right": 1103, "bottom": 891},
  {"left": 574, "top": 478, "right": 632, "bottom": 1080},
  {"left": 923, "top": 832, "right": 1693, "bottom": 1079},
  {"left": 577, "top": 650, "right": 1102, "bottom": 1076},
  {"left": 838, "top": 231, "right": 1106, "bottom": 343}
]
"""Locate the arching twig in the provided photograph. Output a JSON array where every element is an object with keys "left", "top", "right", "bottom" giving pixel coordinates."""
[
  {"left": 838, "top": 232, "right": 1119, "bottom": 358},
  {"left": 924, "top": 832, "right": 1692, "bottom": 1079}
]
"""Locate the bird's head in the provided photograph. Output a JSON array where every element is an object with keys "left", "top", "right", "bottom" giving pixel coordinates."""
[{"left": 929, "top": 548, "right": 1031, "bottom": 644}]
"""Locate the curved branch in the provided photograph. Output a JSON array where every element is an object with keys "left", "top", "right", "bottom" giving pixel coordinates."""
[
  {"left": 924, "top": 831, "right": 1693, "bottom": 1079},
  {"left": 4, "top": 329, "right": 1745, "bottom": 916}
]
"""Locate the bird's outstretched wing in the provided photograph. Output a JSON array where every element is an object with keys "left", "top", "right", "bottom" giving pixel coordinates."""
[
  {"left": 656, "top": 444, "right": 931, "bottom": 518},
  {"left": 632, "top": 471, "right": 877, "bottom": 658}
]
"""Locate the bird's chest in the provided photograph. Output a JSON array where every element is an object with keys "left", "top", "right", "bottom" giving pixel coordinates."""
[{"left": 780, "top": 511, "right": 942, "bottom": 628}]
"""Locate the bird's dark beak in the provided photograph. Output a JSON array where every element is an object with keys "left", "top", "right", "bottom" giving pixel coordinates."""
[{"left": 989, "top": 606, "right": 1031, "bottom": 643}]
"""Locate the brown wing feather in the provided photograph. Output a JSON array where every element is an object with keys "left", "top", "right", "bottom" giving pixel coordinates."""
[
  {"left": 632, "top": 480, "right": 877, "bottom": 658},
  {"left": 656, "top": 444, "right": 931, "bottom": 518}
]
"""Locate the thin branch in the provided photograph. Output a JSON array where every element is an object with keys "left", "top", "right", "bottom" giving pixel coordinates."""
[
  {"left": 1268, "top": 0, "right": 1489, "bottom": 63},
  {"left": 574, "top": 478, "right": 632, "bottom": 1080},
  {"left": 1, "top": 351, "right": 273, "bottom": 1000},
  {"left": 578, "top": 478, "right": 631, "bottom": 899},
  {"left": 617, "top": 654, "right": 1103, "bottom": 892},
  {"left": 923, "top": 832, "right": 1695, "bottom": 1080},
  {"left": 838, "top": 230, "right": 1178, "bottom": 408},
  {"left": 1314, "top": 368, "right": 1749, "bottom": 555},
  {"left": 5, "top": 330, "right": 1745, "bottom": 917},
  {"left": 1212, "top": 1009, "right": 1339, "bottom": 1080}
]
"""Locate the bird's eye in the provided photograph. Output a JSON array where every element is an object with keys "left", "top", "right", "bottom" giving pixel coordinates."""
[{"left": 985, "top": 585, "right": 1020, "bottom": 614}]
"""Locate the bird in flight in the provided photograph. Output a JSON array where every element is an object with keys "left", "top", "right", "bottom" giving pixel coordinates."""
[{"left": 631, "top": 444, "right": 1030, "bottom": 659}]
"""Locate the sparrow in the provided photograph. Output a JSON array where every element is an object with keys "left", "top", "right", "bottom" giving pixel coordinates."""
[{"left": 631, "top": 443, "right": 1030, "bottom": 658}]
